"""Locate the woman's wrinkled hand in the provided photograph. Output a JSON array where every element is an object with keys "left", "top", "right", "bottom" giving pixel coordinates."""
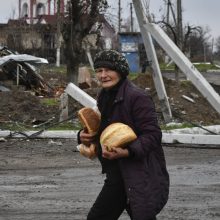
[
  {"left": 79, "top": 129, "right": 96, "bottom": 146},
  {"left": 101, "top": 145, "right": 129, "bottom": 160}
]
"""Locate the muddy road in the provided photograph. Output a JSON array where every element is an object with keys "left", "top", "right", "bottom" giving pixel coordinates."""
[{"left": 0, "top": 138, "right": 219, "bottom": 220}]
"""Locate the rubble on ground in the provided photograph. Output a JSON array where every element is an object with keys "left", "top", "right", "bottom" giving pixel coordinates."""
[
  {"left": 0, "top": 46, "right": 53, "bottom": 95},
  {"left": 0, "top": 62, "right": 220, "bottom": 128}
]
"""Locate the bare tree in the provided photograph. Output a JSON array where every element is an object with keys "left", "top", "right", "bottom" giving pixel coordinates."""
[
  {"left": 188, "top": 26, "right": 212, "bottom": 62},
  {"left": 61, "top": 0, "right": 108, "bottom": 83}
]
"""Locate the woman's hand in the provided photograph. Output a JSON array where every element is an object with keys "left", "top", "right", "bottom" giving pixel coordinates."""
[
  {"left": 79, "top": 129, "right": 96, "bottom": 146},
  {"left": 101, "top": 145, "right": 129, "bottom": 160}
]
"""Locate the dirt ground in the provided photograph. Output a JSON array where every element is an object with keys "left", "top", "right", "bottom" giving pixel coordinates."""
[
  {"left": 0, "top": 139, "right": 219, "bottom": 220},
  {"left": 0, "top": 70, "right": 220, "bottom": 128}
]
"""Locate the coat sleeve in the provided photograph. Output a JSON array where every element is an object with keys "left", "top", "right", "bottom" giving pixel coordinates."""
[{"left": 128, "top": 91, "right": 162, "bottom": 160}]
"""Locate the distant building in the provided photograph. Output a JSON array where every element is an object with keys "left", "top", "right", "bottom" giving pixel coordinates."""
[
  {"left": 95, "top": 15, "right": 117, "bottom": 50},
  {"left": 0, "top": 0, "right": 116, "bottom": 63}
]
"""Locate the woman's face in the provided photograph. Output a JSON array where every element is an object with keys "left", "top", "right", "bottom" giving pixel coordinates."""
[{"left": 95, "top": 67, "right": 121, "bottom": 89}]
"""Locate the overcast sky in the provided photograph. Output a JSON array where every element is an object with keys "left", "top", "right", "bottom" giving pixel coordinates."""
[{"left": 1, "top": 0, "right": 220, "bottom": 39}]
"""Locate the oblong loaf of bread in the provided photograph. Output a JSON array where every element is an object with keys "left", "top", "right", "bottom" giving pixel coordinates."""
[
  {"left": 100, "top": 123, "right": 137, "bottom": 151},
  {"left": 77, "top": 107, "right": 101, "bottom": 159},
  {"left": 78, "top": 107, "right": 101, "bottom": 135}
]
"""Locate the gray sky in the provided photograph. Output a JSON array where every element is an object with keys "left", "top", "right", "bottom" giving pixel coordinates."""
[
  {"left": 1, "top": 0, "right": 220, "bottom": 39},
  {"left": 108, "top": 0, "right": 220, "bottom": 40}
]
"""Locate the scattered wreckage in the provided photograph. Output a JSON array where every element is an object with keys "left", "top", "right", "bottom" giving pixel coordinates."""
[{"left": 0, "top": 46, "right": 53, "bottom": 95}]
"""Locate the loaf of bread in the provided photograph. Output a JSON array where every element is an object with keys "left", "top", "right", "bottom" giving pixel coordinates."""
[
  {"left": 100, "top": 122, "right": 137, "bottom": 151},
  {"left": 77, "top": 107, "right": 101, "bottom": 159},
  {"left": 78, "top": 107, "right": 101, "bottom": 135},
  {"left": 76, "top": 143, "right": 97, "bottom": 159}
]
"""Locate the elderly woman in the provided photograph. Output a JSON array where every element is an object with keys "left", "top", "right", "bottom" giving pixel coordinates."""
[{"left": 78, "top": 50, "right": 169, "bottom": 220}]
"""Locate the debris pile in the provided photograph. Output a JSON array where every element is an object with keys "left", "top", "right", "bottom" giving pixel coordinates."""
[
  {"left": 0, "top": 46, "right": 53, "bottom": 95},
  {"left": 0, "top": 44, "right": 219, "bottom": 132},
  {"left": 132, "top": 73, "right": 220, "bottom": 125}
]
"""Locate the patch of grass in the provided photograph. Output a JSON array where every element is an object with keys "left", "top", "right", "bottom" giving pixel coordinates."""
[
  {"left": 161, "top": 122, "right": 194, "bottom": 131},
  {"left": 44, "top": 65, "right": 67, "bottom": 74},
  {"left": 160, "top": 63, "right": 175, "bottom": 71},
  {"left": 194, "top": 63, "right": 218, "bottom": 71},
  {"left": 128, "top": 72, "right": 139, "bottom": 80},
  {"left": 40, "top": 98, "right": 59, "bottom": 106}
]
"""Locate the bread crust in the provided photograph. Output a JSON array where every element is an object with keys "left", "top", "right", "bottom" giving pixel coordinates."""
[
  {"left": 100, "top": 122, "right": 137, "bottom": 151},
  {"left": 78, "top": 107, "right": 100, "bottom": 135},
  {"left": 77, "top": 143, "right": 97, "bottom": 159},
  {"left": 77, "top": 107, "right": 101, "bottom": 159}
]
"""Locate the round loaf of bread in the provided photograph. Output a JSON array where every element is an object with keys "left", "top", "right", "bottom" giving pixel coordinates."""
[{"left": 100, "top": 123, "right": 137, "bottom": 151}]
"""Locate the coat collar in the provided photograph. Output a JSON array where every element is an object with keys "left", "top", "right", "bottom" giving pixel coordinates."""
[
  {"left": 113, "top": 79, "right": 130, "bottom": 104},
  {"left": 98, "top": 79, "right": 132, "bottom": 106}
]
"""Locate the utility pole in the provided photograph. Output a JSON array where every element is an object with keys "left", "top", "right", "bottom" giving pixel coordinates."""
[
  {"left": 211, "top": 38, "right": 214, "bottom": 64},
  {"left": 130, "top": 3, "right": 134, "bottom": 32},
  {"left": 176, "top": 0, "right": 183, "bottom": 82},
  {"left": 166, "top": 0, "right": 170, "bottom": 25},
  {"left": 56, "top": 0, "right": 61, "bottom": 67},
  {"left": 118, "top": 0, "right": 121, "bottom": 32},
  {"left": 177, "top": 0, "right": 183, "bottom": 50},
  {"left": 132, "top": 0, "right": 220, "bottom": 116},
  {"left": 203, "top": 43, "right": 207, "bottom": 63},
  {"left": 19, "top": 0, "right": 21, "bottom": 18}
]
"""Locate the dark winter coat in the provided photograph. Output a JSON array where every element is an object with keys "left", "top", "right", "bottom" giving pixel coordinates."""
[{"left": 97, "top": 79, "right": 169, "bottom": 220}]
